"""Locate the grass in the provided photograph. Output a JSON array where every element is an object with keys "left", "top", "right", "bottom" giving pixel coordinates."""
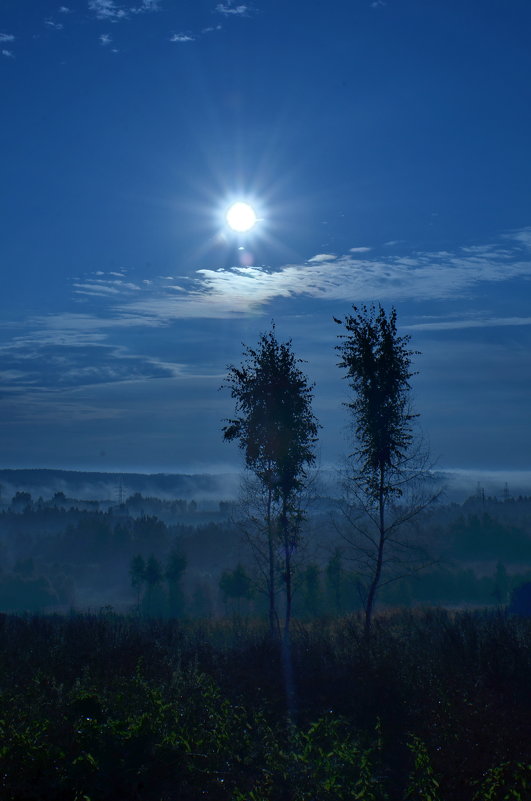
[{"left": 0, "top": 609, "right": 529, "bottom": 800}]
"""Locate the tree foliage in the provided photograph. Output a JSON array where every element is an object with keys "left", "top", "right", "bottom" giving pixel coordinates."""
[
  {"left": 219, "top": 563, "right": 254, "bottom": 616},
  {"left": 223, "top": 326, "right": 318, "bottom": 497},
  {"left": 165, "top": 548, "right": 187, "bottom": 618},
  {"left": 335, "top": 304, "right": 418, "bottom": 500},
  {"left": 335, "top": 304, "right": 433, "bottom": 635},
  {"left": 222, "top": 325, "right": 319, "bottom": 633}
]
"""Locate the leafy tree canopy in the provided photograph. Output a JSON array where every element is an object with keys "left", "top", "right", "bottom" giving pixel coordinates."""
[
  {"left": 222, "top": 325, "right": 319, "bottom": 497},
  {"left": 335, "top": 304, "right": 418, "bottom": 499}
]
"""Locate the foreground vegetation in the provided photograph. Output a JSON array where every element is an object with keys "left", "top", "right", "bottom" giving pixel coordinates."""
[{"left": 0, "top": 609, "right": 530, "bottom": 800}]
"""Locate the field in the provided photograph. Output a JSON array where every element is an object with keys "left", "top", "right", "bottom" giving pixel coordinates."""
[{"left": 0, "top": 609, "right": 530, "bottom": 800}]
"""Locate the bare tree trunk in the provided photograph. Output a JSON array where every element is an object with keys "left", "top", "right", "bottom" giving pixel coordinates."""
[
  {"left": 284, "top": 548, "right": 293, "bottom": 636},
  {"left": 280, "top": 495, "right": 293, "bottom": 636},
  {"left": 280, "top": 493, "right": 297, "bottom": 724},
  {"left": 364, "top": 465, "right": 386, "bottom": 639},
  {"left": 266, "top": 485, "right": 277, "bottom": 635}
]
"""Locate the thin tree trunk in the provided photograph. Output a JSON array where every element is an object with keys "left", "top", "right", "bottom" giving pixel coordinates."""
[
  {"left": 281, "top": 495, "right": 293, "bottom": 636},
  {"left": 284, "top": 547, "right": 292, "bottom": 635},
  {"left": 266, "top": 485, "right": 277, "bottom": 635},
  {"left": 280, "top": 492, "right": 297, "bottom": 724},
  {"left": 364, "top": 465, "right": 386, "bottom": 639}
]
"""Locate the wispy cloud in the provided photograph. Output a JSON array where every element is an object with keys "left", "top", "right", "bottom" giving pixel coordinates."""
[
  {"left": 215, "top": 3, "right": 248, "bottom": 16},
  {"left": 167, "top": 1, "right": 246, "bottom": 45},
  {"left": 73, "top": 276, "right": 141, "bottom": 295},
  {"left": 58, "top": 6, "right": 71, "bottom": 13},
  {"left": 0, "top": 33, "right": 15, "bottom": 42},
  {"left": 506, "top": 226, "right": 531, "bottom": 249},
  {"left": 88, "top": 0, "right": 161, "bottom": 20},
  {"left": 169, "top": 33, "right": 194, "bottom": 43},
  {"left": 308, "top": 253, "right": 336, "bottom": 263},
  {"left": 0, "top": 334, "right": 185, "bottom": 394},
  {"left": 89, "top": 0, "right": 128, "bottom": 21},
  {"left": 0, "top": 231, "right": 531, "bottom": 406},
  {"left": 0, "top": 393, "right": 126, "bottom": 425},
  {"left": 2, "top": 49, "right": 14, "bottom": 58},
  {"left": 148, "top": 235, "right": 529, "bottom": 318},
  {"left": 349, "top": 246, "right": 372, "bottom": 253},
  {"left": 131, "top": 0, "right": 160, "bottom": 11},
  {"left": 35, "top": 229, "right": 531, "bottom": 327},
  {"left": 99, "top": 33, "right": 113, "bottom": 45},
  {"left": 1, "top": 229, "right": 530, "bottom": 401},
  {"left": 45, "top": 20, "right": 64, "bottom": 30},
  {"left": 406, "top": 315, "right": 531, "bottom": 332}
]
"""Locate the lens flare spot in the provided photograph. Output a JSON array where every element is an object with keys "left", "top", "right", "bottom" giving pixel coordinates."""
[{"left": 239, "top": 249, "right": 254, "bottom": 266}]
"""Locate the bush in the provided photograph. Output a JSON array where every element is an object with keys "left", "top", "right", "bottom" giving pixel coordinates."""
[{"left": 0, "top": 610, "right": 530, "bottom": 800}]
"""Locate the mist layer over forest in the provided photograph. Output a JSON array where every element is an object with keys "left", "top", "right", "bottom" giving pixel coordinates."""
[{"left": 1, "top": 468, "right": 530, "bottom": 618}]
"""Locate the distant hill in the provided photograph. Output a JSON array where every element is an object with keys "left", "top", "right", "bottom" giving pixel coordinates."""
[{"left": 0, "top": 468, "right": 241, "bottom": 503}]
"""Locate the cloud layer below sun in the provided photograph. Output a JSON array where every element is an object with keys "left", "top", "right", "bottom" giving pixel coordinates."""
[
  {"left": 69, "top": 226, "right": 531, "bottom": 323},
  {"left": 0, "top": 227, "right": 530, "bottom": 404}
]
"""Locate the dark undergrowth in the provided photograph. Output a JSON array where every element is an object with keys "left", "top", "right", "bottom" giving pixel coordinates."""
[{"left": 0, "top": 609, "right": 530, "bottom": 800}]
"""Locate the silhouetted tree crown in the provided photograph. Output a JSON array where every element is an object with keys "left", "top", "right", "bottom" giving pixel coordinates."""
[
  {"left": 335, "top": 304, "right": 418, "bottom": 499},
  {"left": 165, "top": 549, "right": 187, "bottom": 583},
  {"left": 130, "top": 555, "right": 145, "bottom": 588},
  {"left": 222, "top": 326, "right": 319, "bottom": 496},
  {"left": 144, "top": 555, "right": 163, "bottom": 587},
  {"left": 222, "top": 325, "right": 319, "bottom": 634},
  {"left": 219, "top": 563, "right": 254, "bottom": 603},
  {"left": 335, "top": 304, "right": 428, "bottom": 637}
]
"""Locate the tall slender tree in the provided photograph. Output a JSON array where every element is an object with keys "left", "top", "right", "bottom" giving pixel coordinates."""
[
  {"left": 129, "top": 554, "right": 146, "bottom": 610},
  {"left": 335, "top": 304, "right": 435, "bottom": 636},
  {"left": 143, "top": 555, "right": 164, "bottom": 617},
  {"left": 219, "top": 563, "right": 254, "bottom": 615},
  {"left": 165, "top": 548, "right": 187, "bottom": 618},
  {"left": 222, "top": 325, "right": 319, "bottom": 634}
]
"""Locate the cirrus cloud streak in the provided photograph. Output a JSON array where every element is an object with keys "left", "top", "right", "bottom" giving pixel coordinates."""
[
  {"left": 1, "top": 228, "right": 530, "bottom": 399},
  {"left": 115, "top": 230, "right": 531, "bottom": 322}
]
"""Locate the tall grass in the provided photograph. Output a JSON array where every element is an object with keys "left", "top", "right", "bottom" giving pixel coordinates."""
[{"left": 0, "top": 609, "right": 529, "bottom": 800}]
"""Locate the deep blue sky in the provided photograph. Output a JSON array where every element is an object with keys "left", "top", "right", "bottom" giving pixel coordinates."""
[{"left": 1, "top": 0, "right": 531, "bottom": 486}]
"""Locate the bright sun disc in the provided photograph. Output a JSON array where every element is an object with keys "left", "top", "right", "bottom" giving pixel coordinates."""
[{"left": 226, "top": 201, "right": 257, "bottom": 232}]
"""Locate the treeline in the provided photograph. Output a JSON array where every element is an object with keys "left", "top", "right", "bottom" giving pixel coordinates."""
[
  {"left": 2, "top": 488, "right": 227, "bottom": 522},
  {"left": 1, "top": 494, "right": 531, "bottom": 615},
  {"left": 445, "top": 510, "right": 531, "bottom": 560},
  {"left": 127, "top": 551, "right": 531, "bottom": 621},
  {"left": 0, "top": 510, "right": 241, "bottom": 614},
  {"left": 0, "top": 509, "right": 531, "bottom": 620}
]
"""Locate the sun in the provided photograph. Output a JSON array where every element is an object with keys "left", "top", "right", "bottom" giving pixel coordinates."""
[{"left": 225, "top": 201, "right": 257, "bottom": 232}]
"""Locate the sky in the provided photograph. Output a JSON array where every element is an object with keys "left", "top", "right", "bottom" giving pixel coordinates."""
[{"left": 1, "top": 0, "right": 531, "bottom": 487}]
